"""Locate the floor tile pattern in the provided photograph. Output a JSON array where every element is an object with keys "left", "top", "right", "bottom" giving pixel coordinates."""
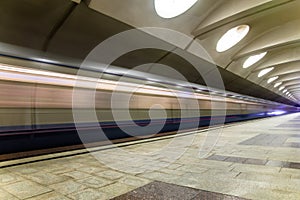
[{"left": 0, "top": 113, "right": 299, "bottom": 199}]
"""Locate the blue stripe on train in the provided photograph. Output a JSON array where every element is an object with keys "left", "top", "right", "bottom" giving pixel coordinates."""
[{"left": 0, "top": 111, "right": 288, "bottom": 134}]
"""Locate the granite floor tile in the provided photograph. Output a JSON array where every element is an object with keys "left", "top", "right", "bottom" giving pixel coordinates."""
[
  {"left": 175, "top": 165, "right": 208, "bottom": 174},
  {"left": 241, "top": 188, "right": 300, "bottom": 200},
  {"left": 192, "top": 159, "right": 234, "bottom": 169},
  {"left": 231, "top": 163, "right": 281, "bottom": 174},
  {"left": 206, "top": 154, "right": 228, "bottom": 161},
  {"left": 236, "top": 172, "right": 289, "bottom": 183},
  {"left": 0, "top": 188, "right": 19, "bottom": 200},
  {"left": 96, "top": 170, "right": 125, "bottom": 180},
  {"left": 0, "top": 173, "right": 24, "bottom": 186},
  {"left": 201, "top": 169, "right": 240, "bottom": 179},
  {"left": 191, "top": 190, "right": 247, "bottom": 200},
  {"left": 27, "top": 191, "right": 71, "bottom": 200},
  {"left": 77, "top": 166, "right": 107, "bottom": 174},
  {"left": 118, "top": 175, "right": 151, "bottom": 187},
  {"left": 98, "top": 182, "right": 135, "bottom": 199},
  {"left": 49, "top": 180, "right": 87, "bottom": 195},
  {"left": 225, "top": 157, "right": 247, "bottom": 163},
  {"left": 3, "top": 180, "right": 52, "bottom": 199},
  {"left": 7, "top": 165, "right": 39, "bottom": 175},
  {"left": 286, "top": 137, "right": 300, "bottom": 143},
  {"left": 167, "top": 163, "right": 182, "bottom": 170},
  {"left": 158, "top": 168, "right": 186, "bottom": 176},
  {"left": 43, "top": 165, "right": 75, "bottom": 174},
  {"left": 63, "top": 170, "right": 91, "bottom": 180},
  {"left": 77, "top": 176, "right": 113, "bottom": 188},
  {"left": 243, "top": 158, "right": 268, "bottom": 165},
  {"left": 68, "top": 188, "right": 107, "bottom": 200},
  {"left": 138, "top": 171, "right": 180, "bottom": 183},
  {"left": 279, "top": 168, "right": 300, "bottom": 178},
  {"left": 24, "top": 171, "right": 70, "bottom": 185},
  {"left": 0, "top": 168, "right": 9, "bottom": 174}
]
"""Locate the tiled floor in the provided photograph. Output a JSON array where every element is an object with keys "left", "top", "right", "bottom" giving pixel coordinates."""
[{"left": 0, "top": 113, "right": 300, "bottom": 200}]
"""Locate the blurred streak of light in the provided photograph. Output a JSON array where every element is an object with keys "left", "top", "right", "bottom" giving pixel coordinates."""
[{"left": 0, "top": 63, "right": 260, "bottom": 105}]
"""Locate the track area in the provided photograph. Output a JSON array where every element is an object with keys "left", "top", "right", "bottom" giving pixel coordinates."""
[
  {"left": 1, "top": 112, "right": 296, "bottom": 160},
  {"left": 0, "top": 114, "right": 291, "bottom": 165}
]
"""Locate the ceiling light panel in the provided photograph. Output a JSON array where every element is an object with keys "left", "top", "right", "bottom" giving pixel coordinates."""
[
  {"left": 243, "top": 52, "right": 267, "bottom": 68},
  {"left": 154, "top": 0, "right": 198, "bottom": 18},
  {"left": 216, "top": 25, "right": 250, "bottom": 52},
  {"left": 279, "top": 86, "right": 285, "bottom": 91},
  {"left": 258, "top": 67, "right": 274, "bottom": 77},
  {"left": 274, "top": 82, "right": 282, "bottom": 88},
  {"left": 267, "top": 76, "right": 278, "bottom": 84}
]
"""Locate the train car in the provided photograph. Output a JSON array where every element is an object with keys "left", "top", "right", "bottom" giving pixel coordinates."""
[{"left": 0, "top": 56, "right": 297, "bottom": 155}]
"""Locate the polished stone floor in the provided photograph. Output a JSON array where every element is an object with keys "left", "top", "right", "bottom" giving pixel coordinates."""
[{"left": 0, "top": 113, "right": 300, "bottom": 200}]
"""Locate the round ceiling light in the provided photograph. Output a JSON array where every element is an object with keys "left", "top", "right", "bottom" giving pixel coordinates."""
[
  {"left": 267, "top": 76, "right": 278, "bottom": 84},
  {"left": 243, "top": 52, "right": 267, "bottom": 69},
  {"left": 154, "top": 0, "right": 198, "bottom": 19},
  {"left": 279, "top": 86, "right": 285, "bottom": 91},
  {"left": 274, "top": 82, "right": 282, "bottom": 88},
  {"left": 216, "top": 25, "right": 250, "bottom": 52},
  {"left": 258, "top": 67, "right": 274, "bottom": 78},
  {"left": 283, "top": 89, "right": 287, "bottom": 93}
]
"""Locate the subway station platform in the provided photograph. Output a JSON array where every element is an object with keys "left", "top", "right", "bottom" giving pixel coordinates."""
[{"left": 1, "top": 113, "right": 300, "bottom": 200}]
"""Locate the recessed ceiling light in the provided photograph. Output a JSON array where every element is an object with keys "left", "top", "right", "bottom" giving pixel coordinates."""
[
  {"left": 154, "top": 0, "right": 198, "bottom": 19},
  {"left": 267, "top": 76, "right": 278, "bottom": 84},
  {"left": 243, "top": 52, "right": 267, "bottom": 68},
  {"left": 274, "top": 82, "right": 282, "bottom": 88},
  {"left": 258, "top": 67, "right": 274, "bottom": 77},
  {"left": 216, "top": 25, "right": 250, "bottom": 52},
  {"left": 283, "top": 89, "right": 287, "bottom": 93},
  {"left": 279, "top": 86, "right": 285, "bottom": 91}
]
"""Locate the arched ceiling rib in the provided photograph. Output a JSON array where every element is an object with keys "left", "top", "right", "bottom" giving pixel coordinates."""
[
  {"left": 283, "top": 80, "right": 300, "bottom": 88},
  {"left": 255, "top": 51, "right": 300, "bottom": 71},
  {"left": 191, "top": 0, "right": 300, "bottom": 104},
  {"left": 276, "top": 73, "right": 300, "bottom": 82},
  {"left": 259, "top": 62, "right": 300, "bottom": 77},
  {"left": 236, "top": 20, "right": 300, "bottom": 57},
  {"left": 285, "top": 83, "right": 299, "bottom": 92}
]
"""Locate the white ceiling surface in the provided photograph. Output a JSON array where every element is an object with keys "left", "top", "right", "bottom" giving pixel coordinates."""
[{"left": 85, "top": 0, "right": 300, "bottom": 103}]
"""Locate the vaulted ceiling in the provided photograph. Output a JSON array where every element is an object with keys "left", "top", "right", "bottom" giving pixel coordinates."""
[
  {"left": 0, "top": 0, "right": 299, "bottom": 106},
  {"left": 86, "top": 0, "right": 300, "bottom": 104}
]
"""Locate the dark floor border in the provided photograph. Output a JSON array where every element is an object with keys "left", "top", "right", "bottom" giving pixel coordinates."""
[
  {"left": 207, "top": 154, "right": 300, "bottom": 170},
  {"left": 112, "top": 181, "right": 247, "bottom": 200}
]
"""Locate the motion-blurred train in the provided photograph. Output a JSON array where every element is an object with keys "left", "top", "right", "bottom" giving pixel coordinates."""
[{"left": 0, "top": 57, "right": 298, "bottom": 155}]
